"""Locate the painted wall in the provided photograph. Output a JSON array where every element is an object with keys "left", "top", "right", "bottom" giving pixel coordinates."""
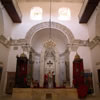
[
  {"left": 87, "top": 8, "right": 97, "bottom": 41},
  {"left": 0, "top": 1, "right": 13, "bottom": 94},
  {"left": 7, "top": 46, "right": 29, "bottom": 72},
  {"left": 11, "top": 2, "right": 89, "bottom": 40},
  {"left": 0, "top": 2, "right": 4, "bottom": 35},
  {"left": 87, "top": 2, "right": 100, "bottom": 94},
  {"left": 0, "top": 44, "right": 9, "bottom": 94},
  {"left": 0, "top": 1, "right": 97, "bottom": 92},
  {"left": 0, "top": 2, "right": 13, "bottom": 39},
  {"left": 69, "top": 46, "right": 92, "bottom": 87},
  {"left": 91, "top": 45, "right": 100, "bottom": 93},
  {"left": 96, "top": 3, "right": 100, "bottom": 37}
]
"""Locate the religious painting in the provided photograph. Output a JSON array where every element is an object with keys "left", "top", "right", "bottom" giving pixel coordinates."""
[
  {"left": 6, "top": 72, "right": 16, "bottom": 94},
  {"left": 0, "top": 67, "right": 3, "bottom": 83}
]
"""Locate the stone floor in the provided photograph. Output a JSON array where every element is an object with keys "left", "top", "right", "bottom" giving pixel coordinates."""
[{"left": 0, "top": 94, "right": 100, "bottom": 100}]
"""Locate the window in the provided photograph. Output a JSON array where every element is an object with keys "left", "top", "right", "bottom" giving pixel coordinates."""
[
  {"left": 30, "top": 7, "right": 42, "bottom": 20},
  {"left": 58, "top": 8, "right": 71, "bottom": 21}
]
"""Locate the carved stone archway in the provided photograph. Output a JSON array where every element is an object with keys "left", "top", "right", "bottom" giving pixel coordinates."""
[
  {"left": 25, "top": 22, "right": 75, "bottom": 44},
  {"left": 25, "top": 21, "right": 75, "bottom": 87}
]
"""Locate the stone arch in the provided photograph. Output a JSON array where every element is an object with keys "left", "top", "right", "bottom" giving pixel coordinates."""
[{"left": 25, "top": 22, "right": 75, "bottom": 44}]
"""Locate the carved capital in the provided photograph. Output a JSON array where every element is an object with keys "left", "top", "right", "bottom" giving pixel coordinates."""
[{"left": 10, "top": 39, "right": 27, "bottom": 46}]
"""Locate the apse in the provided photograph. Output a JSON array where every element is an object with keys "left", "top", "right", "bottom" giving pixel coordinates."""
[{"left": 31, "top": 28, "right": 68, "bottom": 54}]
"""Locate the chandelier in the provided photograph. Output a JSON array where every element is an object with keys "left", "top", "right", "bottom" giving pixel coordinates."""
[
  {"left": 44, "top": 0, "right": 56, "bottom": 48},
  {"left": 44, "top": 39, "right": 56, "bottom": 48}
]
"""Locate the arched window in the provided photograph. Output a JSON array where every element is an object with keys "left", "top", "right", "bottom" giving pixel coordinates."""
[
  {"left": 30, "top": 7, "right": 43, "bottom": 20},
  {"left": 58, "top": 8, "right": 71, "bottom": 21}
]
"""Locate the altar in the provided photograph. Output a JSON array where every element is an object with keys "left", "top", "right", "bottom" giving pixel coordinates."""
[{"left": 12, "top": 88, "right": 78, "bottom": 100}]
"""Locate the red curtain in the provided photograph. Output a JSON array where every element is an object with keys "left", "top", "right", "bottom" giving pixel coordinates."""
[{"left": 73, "top": 59, "right": 88, "bottom": 98}]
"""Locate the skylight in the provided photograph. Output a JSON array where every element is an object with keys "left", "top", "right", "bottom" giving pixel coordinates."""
[
  {"left": 30, "top": 7, "right": 42, "bottom": 20},
  {"left": 58, "top": 8, "right": 71, "bottom": 21}
]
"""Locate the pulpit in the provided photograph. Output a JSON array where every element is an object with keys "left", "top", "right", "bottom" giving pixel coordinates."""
[{"left": 15, "top": 53, "right": 28, "bottom": 88}]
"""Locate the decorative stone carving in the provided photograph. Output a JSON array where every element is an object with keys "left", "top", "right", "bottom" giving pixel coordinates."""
[
  {"left": 40, "top": 46, "right": 60, "bottom": 87},
  {"left": 66, "top": 39, "right": 89, "bottom": 51},
  {"left": 0, "top": 35, "right": 10, "bottom": 48},
  {"left": 25, "top": 22, "right": 74, "bottom": 44},
  {"left": 10, "top": 38, "right": 27, "bottom": 46},
  {"left": 88, "top": 36, "right": 100, "bottom": 49}
]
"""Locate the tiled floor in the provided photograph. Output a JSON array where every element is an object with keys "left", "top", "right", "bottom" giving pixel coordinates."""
[{"left": 0, "top": 94, "right": 100, "bottom": 100}]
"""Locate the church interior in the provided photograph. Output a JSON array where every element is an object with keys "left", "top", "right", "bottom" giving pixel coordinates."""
[{"left": 0, "top": 0, "right": 100, "bottom": 100}]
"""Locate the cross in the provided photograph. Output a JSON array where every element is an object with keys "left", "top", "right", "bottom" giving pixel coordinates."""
[{"left": 47, "top": 60, "right": 53, "bottom": 67}]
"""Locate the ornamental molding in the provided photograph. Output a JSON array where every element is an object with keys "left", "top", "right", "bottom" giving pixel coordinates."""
[
  {"left": 10, "top": 39, "right": 40, "bottom": 56},
  {"left": 9, "top": 38, "right": 89, "bottom": 53},
  {"left": 9, "top": 36, "right": 100, "bottom": 51},
  {"left": 67, "top": 39, "right": 89, "bottom": 51},
  {"left": 0, "top": 35, "right": 10, "bottom": 48},
  {"left": 88, "top": 36, "right": 100, "bottom": 49},
  {"left": 25, "top": 22, "right": 75, "bottom": 44},
  {"left": 10, "top": 38, "right": 27, "bottom": 46}
]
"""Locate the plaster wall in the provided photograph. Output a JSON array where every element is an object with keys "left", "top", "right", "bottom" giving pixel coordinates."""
[
  {"left": 0, "top": 2, "right": 4, "bottom": 35},
  {"left": 11, "top": 2, "right": 89, "bottom": 40},
  {"left": 69, "top": 47, "right": 92, "bottom": 87},
  {"left": 1, "top": 3, "right": 13, "bottom": 39}
]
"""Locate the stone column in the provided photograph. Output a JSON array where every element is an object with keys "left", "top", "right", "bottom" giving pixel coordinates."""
[
  {"left": 0, "top": 65, "right": 7, "bottom": 95},
  {"left": 55, "top": 50, "right": 60, "bottom": 87},
  {"left": 40, "top": 49, "right": 45, "bottom": 87},
  {"left": 65, "top": 61, "right": 70, "bottom": 86}
]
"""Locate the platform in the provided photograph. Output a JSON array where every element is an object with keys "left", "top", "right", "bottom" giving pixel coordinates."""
[{"left": 12, "top": 88, "right": 79, "bottom": 100}]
